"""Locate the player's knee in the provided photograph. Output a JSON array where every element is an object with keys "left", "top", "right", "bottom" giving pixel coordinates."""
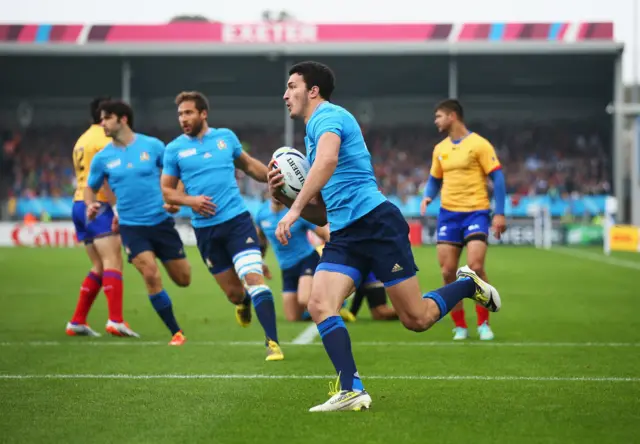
[
  {"left": 243, "top": 272, "right": 264, "bottom": 287},
  {"left": 307, "top": 291, "right": 332, "bottom": 321},
  {"left": 141, "top": 265, "right": 162, "bottom": 288},
  {"left": 173, "top": 264, "right": 191, "bottom": 287},
  {"left": 399, "top": 313, "right": 432, "bottom": 333},
  {"left": 441, "top": 269, "right": 457, "bottom": 284}
]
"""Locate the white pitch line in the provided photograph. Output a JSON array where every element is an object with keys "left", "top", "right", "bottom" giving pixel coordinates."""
[
  {"left": 292, "top": 323, "right": 320, "bottom": 344},
  {"left": 551, "top": 248, "right": 640, "bottom": 271},
  {"left": 0, "top": 374, "right": 638, "bottom": 382},
  {"left": 1, "top": 341, "right": 639, "bottom": 348}
]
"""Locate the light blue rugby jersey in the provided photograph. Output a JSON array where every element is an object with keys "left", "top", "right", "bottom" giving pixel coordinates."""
[
  {"left": 305, "top": 102, "right": 386, "bottom": 232},
  {"left": 163, "top": 128, "right": 248, "bottom": 228},
  {"left": 255, "top": 200, "right": 316, "bottom": 270},
  {"left": 88, "top": 133, "right": 169, "bottom": 226}
]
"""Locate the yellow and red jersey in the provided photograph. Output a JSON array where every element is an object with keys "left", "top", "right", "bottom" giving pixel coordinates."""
[{"left": 430, "top": 132, "right": 501, "bottom": 212}]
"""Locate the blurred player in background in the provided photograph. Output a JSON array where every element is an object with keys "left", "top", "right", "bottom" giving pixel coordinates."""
[
  {"left": 420, "top": 99, "right": 507, "bottom": 341},
  {"left": 255, "top": 196, "right": 332, "bottom": 321},
  {"left": 86, "top": 100, "right": 190, "bottom": 345},
  {"left": 270, "top": 61, "right": 501, "bottom": 412},
  {"left": 66, "top": 97, "right": 137, "bottom": 338},
  {"left": 161, "top": 91, "right": 283, "bottom": 361}
]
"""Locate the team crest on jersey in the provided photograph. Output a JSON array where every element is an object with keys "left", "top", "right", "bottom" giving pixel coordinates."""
[
  {"left": 217, "top": 139, "right": 227, "bottom": 150},
  {"left": 106, "top": 159, "right": 121, "bottom": 169},
  {"left": 140, "top": 152, "right": 150, "bottom": 161}
]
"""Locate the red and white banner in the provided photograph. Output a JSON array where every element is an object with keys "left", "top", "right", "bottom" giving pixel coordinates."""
[
  {"left": 0, "top": 222, "right": 199, "bottom": 248},
  {"left": 0, "top": 222, "right": 79, "bottom": 247}
]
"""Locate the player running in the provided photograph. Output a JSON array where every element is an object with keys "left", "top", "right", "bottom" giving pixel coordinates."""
[
  {"left": 161, "top": 91, "right": 283, "bottom": 361},
  {"left": 86, "top": 100, "right": 190, "bottom": 346},
  {"left": 269, "top": 61, "right": 501, "bottom": 412},
  {"left": 420, "top": 99, "right": 507, "bottom": 341},
  {"left": 66, "top": 96, "right": 138, "bottom": 338}
]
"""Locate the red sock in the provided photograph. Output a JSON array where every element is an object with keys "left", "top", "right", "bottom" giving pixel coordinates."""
[
  {"left": 71, "top": 272, "right": 102, "bottom": 324},
  {"left": 451, "top": 308, "right": 467, "bottom": 328},
  {"left": 476, "top": 305, "right": 489, "bottom": 326},
  {"left": 103, "top": 269, "right": 124, "bottom": 323}
]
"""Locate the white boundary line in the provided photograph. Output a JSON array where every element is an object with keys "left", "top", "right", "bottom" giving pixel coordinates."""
[
  {"left": 292, "top": 324, "right": 320, "bottom": 344},
  {"left": 552, "top": 248, "right": 640, "bottom": 271},
  {"left": 0, "top": 374, "right": 638, "bottom": 382},
  {"left": 1, "top": 340, "right": 638, "bottom": 348}
]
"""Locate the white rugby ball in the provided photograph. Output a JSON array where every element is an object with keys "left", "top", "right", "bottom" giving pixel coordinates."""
[{"left": 272, "top": 147, "right": 310, "bottom": 199}]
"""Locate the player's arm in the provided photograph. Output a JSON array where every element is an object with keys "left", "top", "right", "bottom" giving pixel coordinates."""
[
  {"left": 161, "top": 144, "right": 216, "bottom": 216},
  {"left": 267, "top": 167, "right": 328, "bottom": 226},
  {"left": 477, "top": 141, "right": 507, "bottom": 236},
  {"left": 313, "top": 224, "right": 331, "bottom": 243},
  {"left": 224, "top": 129, "right": 268, "bottom": 183},
  {"left": 161, "top": 174, "right": 216, "bottom": 217},
  {"left": 84, "top": 155, "right": 107, "bottom": 220},
  {"left": 279, "top": 131, "right": 339, "bottom": 227},
  {"left": 234, "top": 151, "right": 269, "bottom": 183},
  {"left": 420, "top": 147, "right": 444, "bottom": 216}
]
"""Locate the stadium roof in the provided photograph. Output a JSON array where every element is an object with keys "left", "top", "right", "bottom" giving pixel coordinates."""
[
  {"left": 0, "top": 53, "right": 615, "bottom": 101},
  {"left": 0, "top": 22, "right": 622, "bottom": 56}
]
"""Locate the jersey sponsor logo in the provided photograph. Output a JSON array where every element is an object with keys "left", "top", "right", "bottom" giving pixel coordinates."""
[
  {"left": 178, "top": 148, "right": 197, "bottom": 159},
  {"left": 106, "top": 159, "right": 122, "bottom": 169},
  {"left": 217, "top": 139, "right": 227, "bottom": 150},
  {"left": 203, "top": 152, "right": 212, "bottom": 159},
  {"left": 140, "top": 152, "right": 150, "bottom": 161}
]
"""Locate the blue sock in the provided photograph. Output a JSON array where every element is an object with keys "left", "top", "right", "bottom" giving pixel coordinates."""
[
  {"left": 317, "top": 316, "right": 363, "bottom": 392},
  {"left": 149, "top": 290, "right": 181, "bottom": 335},
  {"left": 423, "top": 277, "right": 476, "bottom": 320},
  {"left": 249, "top": 285, "right": 279, "bottom": 343}
]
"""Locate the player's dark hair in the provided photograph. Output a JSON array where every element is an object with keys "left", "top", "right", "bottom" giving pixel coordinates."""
[
  {"left": 90, "top": 96, "right": 111, "bottom": 124},
  {"left": 435, "top": 99, "right": 464, "bottom": 121},
  {"left": 175, "top": 91, "right": 210, "bottom": 112},
  {"left": 98, "top": 100, "right": 135, "bottom": 129},
  {"left": 288, "top": 61, "right": 335, "bottom": 101}
]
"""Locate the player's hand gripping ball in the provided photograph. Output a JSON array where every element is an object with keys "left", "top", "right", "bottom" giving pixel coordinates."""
[{"left": 271, "top": 147, "right": 310, "bottom": 200}]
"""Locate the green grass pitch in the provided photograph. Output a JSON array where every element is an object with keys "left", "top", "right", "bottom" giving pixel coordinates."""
[{"left": 0, "top": 245, "right": 639, "bottom": 444}]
